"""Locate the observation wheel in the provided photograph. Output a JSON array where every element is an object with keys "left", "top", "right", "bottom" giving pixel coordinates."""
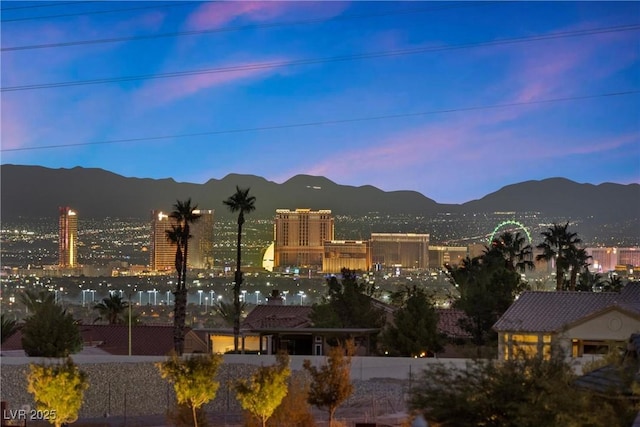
[{"left": 488, "top": 220, "right": 532, "bottom": 245}]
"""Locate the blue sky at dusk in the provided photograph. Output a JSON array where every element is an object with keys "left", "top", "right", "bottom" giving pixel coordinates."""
[{"left": 1, "top": 1, "right": 639, "bottom": 204}]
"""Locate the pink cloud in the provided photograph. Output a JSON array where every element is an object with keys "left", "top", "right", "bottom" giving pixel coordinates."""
[
  {"left": 133, "top": 58, "right": 287, "bottom": 107},
  {"left": 185, "top": 2, "right": 291, "bottom": 30}
]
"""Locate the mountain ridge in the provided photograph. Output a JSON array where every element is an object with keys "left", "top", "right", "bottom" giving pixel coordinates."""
[{"left": 1, "top": 164, "right": 638, "bottom": 223}]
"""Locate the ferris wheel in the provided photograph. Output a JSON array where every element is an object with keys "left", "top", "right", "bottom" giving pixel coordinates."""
[{"left": 488, "top": 220, "right": 532, "bottom": 246}]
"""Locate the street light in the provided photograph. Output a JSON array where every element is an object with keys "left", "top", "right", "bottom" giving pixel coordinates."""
[
  {"left": 198, "top": 289, "right": 203, "bottom": 305},
  {"left": 255, "top": 290, "right": 261, "bottom": 305},
  {"left": 166, "top": 290, "right": 172, "bottom": 305},
  {"left": 241, "top": 290, "right": 247, "bottom": 302},
  {"left": 205, "top": 297, "right": 208, "bottom": 312}
]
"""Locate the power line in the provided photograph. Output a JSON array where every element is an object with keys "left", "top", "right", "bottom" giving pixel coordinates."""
[
  {"left": 1, "top": 1, "right": 200, "bottom": 23},
  {"left": 3, "top": 23, "right": 638, "bottom": 93},
  {"left": 3, "top": 90, "right": 637, "bottom": 153},
  {"left": 2, "top": 2, "right": 499, "bottom": 51},
  {"left": 1, "top": 1, "right": 96, "bottom": 11}
]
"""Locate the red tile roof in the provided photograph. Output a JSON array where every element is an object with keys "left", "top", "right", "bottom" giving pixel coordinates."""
[
  {"left": 1, "top": 324, "right": 207, "bottom": 356},
  {"left": 436, "top": 308, "right": 472, "bottom": 339},
  {"left": 242, "top": 305, "right": 313, "bottom": 329}
]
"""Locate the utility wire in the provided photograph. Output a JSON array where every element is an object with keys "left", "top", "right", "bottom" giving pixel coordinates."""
[
  {"left": 2, "top": 2, "right": 498, "bottom": 51},
  {"left": 3, "top": 24, "right": 638, "bottom": 92},
  {"left": 3, "top": 90, "right": 637, "bottom": 153},
  {"left": 1, "top": 1, "right": 96, "bottom": 11},
  {"left": 2, "top": 1, "right": 200, "bottom": 23}
]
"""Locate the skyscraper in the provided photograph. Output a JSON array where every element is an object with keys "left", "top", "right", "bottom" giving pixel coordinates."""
[
  {"left": 150, "top": 209, "right": 216, "bottom": 272},
  {"left": 190, "top": 209, "right": 215, "bottom": 269},
  {"left": 150, "top": 210, "right": 174, "bottom": 272},
  {"left": 58, "top": 206, "right": 78, "bottom": 267},
  {"left": 274, "top": 209, "right": 334, "bottom": 268}
]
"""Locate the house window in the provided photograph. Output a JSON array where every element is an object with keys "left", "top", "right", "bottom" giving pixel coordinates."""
[{"left": 508, "top": 333, "right": 552, "bottom": 360}]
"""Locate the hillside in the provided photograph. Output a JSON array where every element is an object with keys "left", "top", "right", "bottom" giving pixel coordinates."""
[{"left": 1, "top": 165, "right": 638, "bottom": 223}]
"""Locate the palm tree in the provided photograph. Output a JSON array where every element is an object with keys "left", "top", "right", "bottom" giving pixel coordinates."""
[
  {"left": 93, "top": 293, "right": 128, "bottom": 324},
  {"left": 213, "top": 300, "right": 247, "bottom": 327},
  {"left": 223, "top": 186, "right": 256, "bottom": 352},
  {"left": 565, "top": 247, "right": 591, "bottom": 291},
  {"left": 167, "top": 198, "right": 201, "bottom": 355},
  {"left": 489, "top": 231, "right": 535, "bottom": 273},
  {"left": 603, "top": 274, "right": 624, "bottom": 292},
  {"left": 536, "top": 222, "right": 582, "bottom": 291}
]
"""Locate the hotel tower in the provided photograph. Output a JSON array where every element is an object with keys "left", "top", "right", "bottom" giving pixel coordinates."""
[{"left": 58, "top": 206, "right": 78, "bottom": 267}]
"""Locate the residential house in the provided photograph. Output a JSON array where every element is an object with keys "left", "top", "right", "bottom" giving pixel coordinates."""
[{"left": 493, "top": 284, "right": 640, "bottom": 360}]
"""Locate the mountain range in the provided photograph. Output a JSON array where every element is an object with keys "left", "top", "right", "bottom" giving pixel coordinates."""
[{"left": 1, "top": 165, "right": 639, "bottom": 223}]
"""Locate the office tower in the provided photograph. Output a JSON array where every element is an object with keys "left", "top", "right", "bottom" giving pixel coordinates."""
[
  {"left": 274, "top": 209, "right": 334, "bottom": 268},
  {"left": 323, "top": 240, "right": 371, "bottom": 273},
  {"left": 58, "top": 207, "right": 78, "bottom": 267},
  {"left": 190, "top": 209, "right": 215, "bottom": 269},
  {"left": 370, "top": 233, "right": 430, "bottom": 270},
  {"left": 150, "top": 210, "right": 174, "bottom": 272}
]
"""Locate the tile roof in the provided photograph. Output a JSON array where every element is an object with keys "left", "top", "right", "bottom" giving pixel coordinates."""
[
  {"left": 1, "top": 324, "right": 207, "bottom": 356},
  {"left": 493, "top": 283, "right": 640, "bottom": 333},
  {"left": 242, "top": 305, "right": 313, "bottom": 329}
]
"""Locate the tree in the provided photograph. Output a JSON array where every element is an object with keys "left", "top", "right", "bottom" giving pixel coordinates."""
[
  {"left": 536, "top": 222, "right": 582, "bottom": 291},
  {"left": 566, "top": 247, "right": 592, "bottom": 291},
  {"left": 156, "top": 353, "right": 222, "bottom": 427},
  {"left": 21, "top": 290, "right": 82, "bottom": 357},
  {"left": 1, "top": 313, "right": 18, "bottom": 344},
  {"left": 380, "top": 285, "right": 442, "bottom": 357},
  {"left": 310, "top": 268, "right": 386, "bottom": 330},
  {"left": 93, "top": 293, "right": 128, "bottom": 324},
  {"left": 409, "top": 354, "right": 635, "bottom": 427},
  {"left": 167, "top": 198, "right": 201, "bottom": 355},
  {"left": 236, "top": 352, "right": 291, "bottom": 427},
  {"left": 576, "top": 270, "right": 602, "bottom": 292},
  {"left": 213, "top": 299, "right": 246, "bottom": 328},
  {"left": 603, "top": 274, "right": 625, "bottom": 292},
  {"left": 489, "top": 231, "right": 535, "bottom": 273},
  {"left": 303, "top": 340, "right": 354, "bottom": 424},
  {"left": 27, "top": 358, "right": 89, "bottom": 427},
  {"left": 447, "top": 253, "right": 526, "bottom": 350},
  {"left": 223, "top": 186, "right": 256, "bottom": 353},
  {"left": 267, "top": 374, "right": 316, "bottom": 427}
]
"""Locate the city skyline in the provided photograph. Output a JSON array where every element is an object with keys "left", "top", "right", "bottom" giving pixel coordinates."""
[{"left": 1, "top": 1, "right": 639, "bottom": 203}]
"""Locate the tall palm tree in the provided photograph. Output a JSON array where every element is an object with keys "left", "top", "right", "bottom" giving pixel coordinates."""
[
  {"left": 536, "top": 222, "right": 582, "bottom": 291},
  {"left": 167, "top": 198, "right": 201, "bottom": 355},
  {"left": 565, "top": 247, "right": 591, "bottom": 291},
  {"left": 93, "top": 293, "right": 128, "bottom": 324},
  {"left": 223, "top": 186, "right": 256, "bottom": 352},
  {"left": 490, "top": 231, "right": 535, "bottom": 273}
]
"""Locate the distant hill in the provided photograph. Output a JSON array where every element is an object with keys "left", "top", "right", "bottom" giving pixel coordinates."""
[{"left": 1, "top": 165, "right": 638, "bottom": 223}]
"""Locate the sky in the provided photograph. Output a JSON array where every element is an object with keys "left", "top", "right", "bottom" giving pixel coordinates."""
[{"left": 1, "top": 1, "right": 639, "bottom": 204}]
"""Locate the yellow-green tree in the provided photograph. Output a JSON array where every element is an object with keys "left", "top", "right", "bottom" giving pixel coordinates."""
[
  {"left": 156, "top": 353, "right": 222, "bottom": 427},
  {"left": 27, "top": 358, "right": 89, "bottom": 427},
  {"left": 236, "top": 352, "right": 291, "bottom": 427},
  {"left": 303, "top": 340, "right": 354, "bottom": 424}
]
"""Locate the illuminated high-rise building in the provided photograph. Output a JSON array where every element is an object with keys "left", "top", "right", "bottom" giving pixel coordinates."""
[
  {"left": 58, "top": 207, "right": 78, "bottom": 267},
  {"left": 274, "top": 209, "right": 334, "bottom": 268},
  {"left": 150, "top": 210, "right": 174, "bottom": 272},
  {"left": 371, "top": 233, "right": 429, "bottom": 270},
  {"left": 190, "top": 209, "right": 215, "bottom": 269},
  {"left": 151, "top": 209, "right": 216, "bottom": 272}
]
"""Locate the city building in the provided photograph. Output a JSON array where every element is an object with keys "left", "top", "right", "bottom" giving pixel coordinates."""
[
  {"left": 58, "top": 206, "right": 78, "bottom": 267},
  {"left": 587, "top": 247, "right": 640, "bottom": 273},
  {"left": 428, "top": 245, "right": 467, "bottom": 269},
  {"left": 150, "top": 210, "right": 174, "bottom": 272},
  {"left": 323, "top": 240, "right": 371, "bottom": 273},
  {"left": 190, "top": 209, "right": 215, "bottom": 269},
  {"left": 369, "top": 233, "right": 430, "bottom": 270},
  {"left": 274, "top": 209, "right": 334, "bottom": 268}
]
